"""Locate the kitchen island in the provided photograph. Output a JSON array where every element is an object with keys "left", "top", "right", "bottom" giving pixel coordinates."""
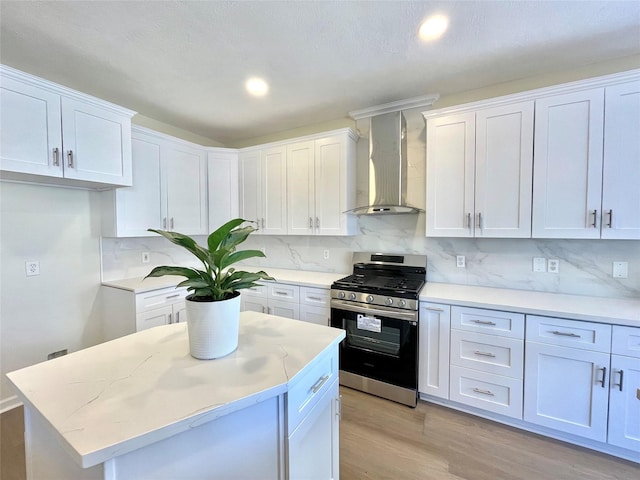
[{"left": 7, "top": 311, "right": 345, "bottom": 479}]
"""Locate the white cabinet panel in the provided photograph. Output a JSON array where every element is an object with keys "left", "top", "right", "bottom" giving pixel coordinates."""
[
  {"left": 262, "top": 146, "right": 287, "bottom": 235},
  {"left": 526, "top": 315, "right": 611, "bottom": 352},
  {"left": 601, "top": 80, "right": 640, "bottom": 239},
  {"left": 238, "top": 150, "right": 261, "bottom": 227},
  {"left": 208, "top": 150, "right": 238, "bottom": 231},
  {"left": 608, "top": 354, "right": 640, "bottom": 451},
  {"left": 524, "top": 341, "right": 610, "bottom": 441},
  {"left": 452, "top": 306, "right": 524, "bottom": 339},
  {"left": 532, "top": 89, "right": 605, "bottom": 238},
  {"left": 450, "top": 330, "right": 523, "bottom": 379},
  {"left": 418, "top": 303, "right": 450, "bottom": 399},
  {"left": 286, "top": 141, "right": 315, "bottom": 235},
  {"left": 299, "top": 305, "right": 330, "bottom": 326}
]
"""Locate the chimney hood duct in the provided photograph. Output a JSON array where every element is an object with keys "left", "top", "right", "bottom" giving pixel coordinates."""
[{"left": 348, "top": 111, "right": 423, "bottom": 215}]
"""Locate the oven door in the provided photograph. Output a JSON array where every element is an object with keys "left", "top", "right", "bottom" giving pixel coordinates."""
[{"left": 330, "top": 300, "right": 418, "bottom": 390}]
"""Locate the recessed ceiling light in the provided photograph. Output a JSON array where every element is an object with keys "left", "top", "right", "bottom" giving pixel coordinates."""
[
  {"left": 245, "top": 77, "right": 269, "bottom": 97},
  {"left": 419, "top": 14, "right": 449, "bottom": 41}
]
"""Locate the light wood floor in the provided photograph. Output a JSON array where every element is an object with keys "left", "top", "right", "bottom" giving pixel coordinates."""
[
  {"left": 1, "top": 389, "right": 638, "bottom": 479},
  {"left": 340, "top": 387, "right": 639, "bottom": 480}
]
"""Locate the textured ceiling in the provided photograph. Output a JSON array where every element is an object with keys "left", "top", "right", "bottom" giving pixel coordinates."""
[{"left": 1, "top": 1, "right": 639, "bottom": 145}]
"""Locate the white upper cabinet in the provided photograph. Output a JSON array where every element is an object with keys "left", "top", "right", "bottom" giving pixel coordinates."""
[
  {"left": 532, "top": 89, "right": 605, "bottom": 239},
  {"left": 208, "top": 149, "right": 239, "bottom": 231},
  {"left": 425, "top": 102, "right": 533, "bottom": 238},
  {"left": 532, "top": 79, "right": 640, "bottom": 239},
  {"left": 102, "top": 127, "right": 207, "bottom": 237},
  {"left": 0, "top": 65, "right": 134, "bottom": 188},
  {"left": 601, "top": 80, "right": 640, "bottom": 239},
  {"left": 287, "top": 132, "right": 357, "bottom": 236},
  {"left": 239, "top": 146, "right": 287, "bottom": 235}
]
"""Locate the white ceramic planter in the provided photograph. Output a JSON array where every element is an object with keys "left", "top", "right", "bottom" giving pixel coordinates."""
[{"left": 185, "top": 291, "right": 241, "bottom": 359}]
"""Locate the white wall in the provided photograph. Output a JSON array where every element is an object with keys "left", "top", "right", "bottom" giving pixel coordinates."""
[{"left": 0, "top": 182, "right": 103, "bottom": 409}]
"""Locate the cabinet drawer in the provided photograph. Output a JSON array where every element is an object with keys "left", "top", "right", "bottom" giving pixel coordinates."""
[
  {"left": 135, "top": 287, "right": 187, "bottom": 314},
  {"left": 242, "top": 284, "right": 267, "bottom": 298},
  {"left": 287, "top": 348, "right": 337, "bottom": 433},
  {"left": 526, "top": 315, "right": 611, "bottom": 352},
  {"left": 450, "top": 365, "right": 523, "bottom": 419},
  {"left": 300, "top": 286, "right": 330, "bottom": 307},
  {"left": 450, "top": 330, "right": 524, "bottom": 379},
  {"left": 452, "top": 306, "right": 524, "bottom": 338},
  {"left": 136, "top": 306, "right": 172, "bottom": 331},
  {"left": 612, "top": 325, "right": 640, "bottom": 358},
  {"left": 268, "top": 283, "right": 299, "bottom": 303}
]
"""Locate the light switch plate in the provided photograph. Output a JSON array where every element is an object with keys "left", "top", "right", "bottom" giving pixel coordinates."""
[
  {"left": 533, "top": 257, "right": 546, "bottom": 272},
  {"left": 613, "top": 261, "right": 628, "bottom": 278}
]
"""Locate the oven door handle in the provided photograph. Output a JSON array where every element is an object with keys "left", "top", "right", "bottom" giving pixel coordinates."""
[{"left": 331, "top": 299, "right": 417, "bottom": 322}]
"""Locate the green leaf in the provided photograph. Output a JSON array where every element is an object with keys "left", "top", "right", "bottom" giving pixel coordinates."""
[
  {"left": 147, "top": 229, "right": 210, "bottom": 266},
  {"left": 220, "top": 225, "right": 257, "bottom": 251},
  {"left": 145, "top": 266, "right": 203, "bottom": 280},
  {"left": 207, "top": 218, "right": 246, "bottom": 254},
  {"left": 219, "top": 249, "right": 265, "bottom": 270}
]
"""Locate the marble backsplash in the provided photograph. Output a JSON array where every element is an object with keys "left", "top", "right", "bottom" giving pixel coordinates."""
[{"left": 102, "top": 215, "right": 639, "bottom": 300}]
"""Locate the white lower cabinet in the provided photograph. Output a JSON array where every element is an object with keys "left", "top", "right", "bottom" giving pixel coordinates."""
[
  {"left": 102, "top": 286, "right": 188, "bottom": 340},
  {"left": 287, "top": 348, "right": 339, "bottom": 480},
  {"left": 418, "top": 303, "right": 451, "bottom": 399}
]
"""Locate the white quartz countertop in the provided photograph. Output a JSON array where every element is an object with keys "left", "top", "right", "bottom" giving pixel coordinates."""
[
  {"left": 6, "top": 312, "right": 345, "bottom": 468},
  {"left": 102, "top": 267, "right": 348, "bottom": 293},
  {"left": 420, "top": 283, "right": 640, "bottom": 327}
]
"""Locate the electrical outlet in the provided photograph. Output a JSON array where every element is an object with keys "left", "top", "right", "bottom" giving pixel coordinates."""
[
  {"left": 613, "top": 261, "right": 628, "bottom": 278},
  {"left": 533, "top": 257, "right": 546, "bottom": 273},
  {"left": 548, "top": 259, "right": 559, "bottom": 274},
  {"left": 456, "top": 255, "right": 465, "bottom": 268},
  {"left": 25, "top": 260, "right": 40, "bottom": 276},
  {"left": 323, "top": 250, "right": 330, "bottom": 260},
  {"left": 141, "top": 252, "right": 150, "bottom": 264}
]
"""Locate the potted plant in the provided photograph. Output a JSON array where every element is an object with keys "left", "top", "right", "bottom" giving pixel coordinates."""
[{"left": 145, "top": 218, "right": 273, "bottom": 359}]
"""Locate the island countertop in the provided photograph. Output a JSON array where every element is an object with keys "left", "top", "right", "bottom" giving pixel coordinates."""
[{"left": 6, "top": 312, "right": 345, "bottom": 468}]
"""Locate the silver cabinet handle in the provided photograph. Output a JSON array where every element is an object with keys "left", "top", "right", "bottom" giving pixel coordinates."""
[
  {"left": 607, "top": 209, "right": 613, "bottom": 228},
  {"left": 310, "top": 374, "right": 330, "bottom": 394},
  {"left": 472, "top": 388, "right": 494, "bottom": 396},
  {"left": 307, "top": 296, "right": 322, "bottom": 301},
  {"left": 53, "top": 148, "right": 60, "bottom": 166},
  {"left": 170, "top": 217, "right": 174, "bottom": 229},
  {"left": 274, "top": 291, "right": 288, "bottom": 296},
  {"left": 425, "top": 307, "right": 444, "bottom": 312},
  {"left": 473, "top": 351, "right": 496, "bottom": 358},
  {"left": 309, "top": 217, "right": 313, "bottom": 229},
  {"left": 261, "top": 218, "right": 265, "bottom": 229},
  {"left": 551, "top": 330, "right": 581, "bottom": 338},
  {"left": 175, "top": 311, "right": 180, "bottom": 323},
  {"left": 591, "top": 209, "right": 598, "bottom": 228},
  {"left": 168, "top": 313, "right": 172, "bottom": 325},
  {"left": 472, "top": 319, "right": 496, "bottom": 326},
  {"left": 476, "top": 212, "right": 482, "bottom": 229},
  {"left": 67, "top": 150, "right": 74, "bottom": 168},
  {"left": 166, "top": 294, "right": 180, "bottom": 299},
  {"left": 163, "top": 217, "right": 167, "bottom": 229},
  {"left": 598, "top": 367, "right": 607, "bottom": 388},
  {"left": 466, "top": 212, "right": 471, "bottom": 229},
  {"left": 613, "top": 370, "right": 624, "bottom": 392},
  {"left": 261, "top": 306, "right": 266, "bottom": 313},
  {"left": 315, "top": 217, "right": 319, "bottom": 229}
]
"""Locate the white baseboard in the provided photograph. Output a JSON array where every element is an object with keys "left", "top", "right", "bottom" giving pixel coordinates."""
[{"left": 0, "top": 395, "right": 22, "bottom": 414}]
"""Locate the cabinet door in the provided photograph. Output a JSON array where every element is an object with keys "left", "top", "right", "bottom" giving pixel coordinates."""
[
  {"left": 136, "top": 306, "right": 172, "bottom": 331},
  {"left": 0, "top": 76, "right": 63, "bottom": 177},
  {"left": 426, "top": 113, "right": 475, "bottom": 237},
  {"left": 60, "top": 97, "right": 132, "bottom": 186},
  {"left": 286, "top": 141, "right": 315, "bottom": 235},
  {"left": 532, "top": 89, "right": 605, "bottom": 238},
  {"left": 163, "top": 143, "right": 208, "bottom": 234},
  {"left": 475, "top": 102, "right": 534, "bottom": 238},
  {"left": 107, "top": 136, "right": 163, "bottom": 236},
  {"left": 208, "top": 150, "right": 239, "bottom": 231},
  {"left": 524, "top": 341, "right": 610, "bottom": 441},
  {"left": 269, "top": 299, "right": 299, "bottom": 320},
  {"left": 241, "top": 296, "right": 268, "bottom": 314},
  {"left": 238, "top": 150, "right": 262, "bottom": 229},
  {"left": 288, "top": 379, "right": 339, "bottom": 480},
  {"left": 418, "top": 303, "right": 451, "bottom": 399},
  {"left": 315, "top": 136, "right": 347, "bottom": 235},
  {"left": 299, "top": 305, "right": 330, "bottom": 326},
  {"left": 608, "top": 355, "right": 640, "bottom": 452},
  {"left": 261, "top": 146, "right": 287, "bottom": 235},
  {"left": 601, "top": 81, "right": 640, "bottom": 240}
]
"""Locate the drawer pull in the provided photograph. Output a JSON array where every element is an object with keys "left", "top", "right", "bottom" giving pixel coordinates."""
[
  {"left": 472, "top": 388, "right": 495, "bottom": 396},
  {"left": 473, "top": 351, "right": 496, "bottom": 358},
  {"left": 166, "top": 294, "right": 181, "bottom": 299},
  {"left": 310, "top": 374, "right": 330, "bottom": 394},
  {"left": 307, "top": 296, "right": 322, "bottom": 301},
  {"left": 613, "top": 370, "right": 624, "bottom": 392},
  {"left": 426, "top": 307, "right": 444, "bottom": 312},
  {"left": 551, "top": 330, "right": 581, "bottom": 338},
  {"left": 472, "top": 319, "right": 496, "bottom": 326},
  {"left": 53, "top": 147, "right": 60, "bottom": 166},
  {"left": 274, "top": 291, "right": 289, "bottom": 296}
]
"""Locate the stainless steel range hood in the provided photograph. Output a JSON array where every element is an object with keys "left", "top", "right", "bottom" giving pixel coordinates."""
[{"left": 348, "top": 111, "right": 423, "bottom": 215}]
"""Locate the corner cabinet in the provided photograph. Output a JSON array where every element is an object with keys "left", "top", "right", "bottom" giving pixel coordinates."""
[
  {"left": 286, "top": 131, "right": 358, "bottom": 236},
  {"left": 0, "top": 65, "right": 135, "bottom": 188},
  {"left": 101, "top": 127, "right": 208, "bottom": 237},
  {"left": 208, "top": 149, "right": 239, "bottom": 230},
  {"left": 424, "top": 101, "right": 533, "bottom": 238}
]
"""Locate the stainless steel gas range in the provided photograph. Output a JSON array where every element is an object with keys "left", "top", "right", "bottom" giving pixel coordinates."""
[{"left": 330, "top": 252, "right": 427, "bottom": 407}]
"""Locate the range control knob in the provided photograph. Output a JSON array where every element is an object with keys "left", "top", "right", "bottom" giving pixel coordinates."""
[
  {"left": 385, "top": 298, "right": 394, "bottom": 305},
  {"left": 366, "top": 295, "right": 374, "bottom": 303},
  {"left": 338, "top": 291, "right": 346, "bottom": 299},
  {"left": 398, "top": 300, "right": 407, "bottom": 308},
  {"left": 349, "top": 293, "right": 357, "bottom": 301}
]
